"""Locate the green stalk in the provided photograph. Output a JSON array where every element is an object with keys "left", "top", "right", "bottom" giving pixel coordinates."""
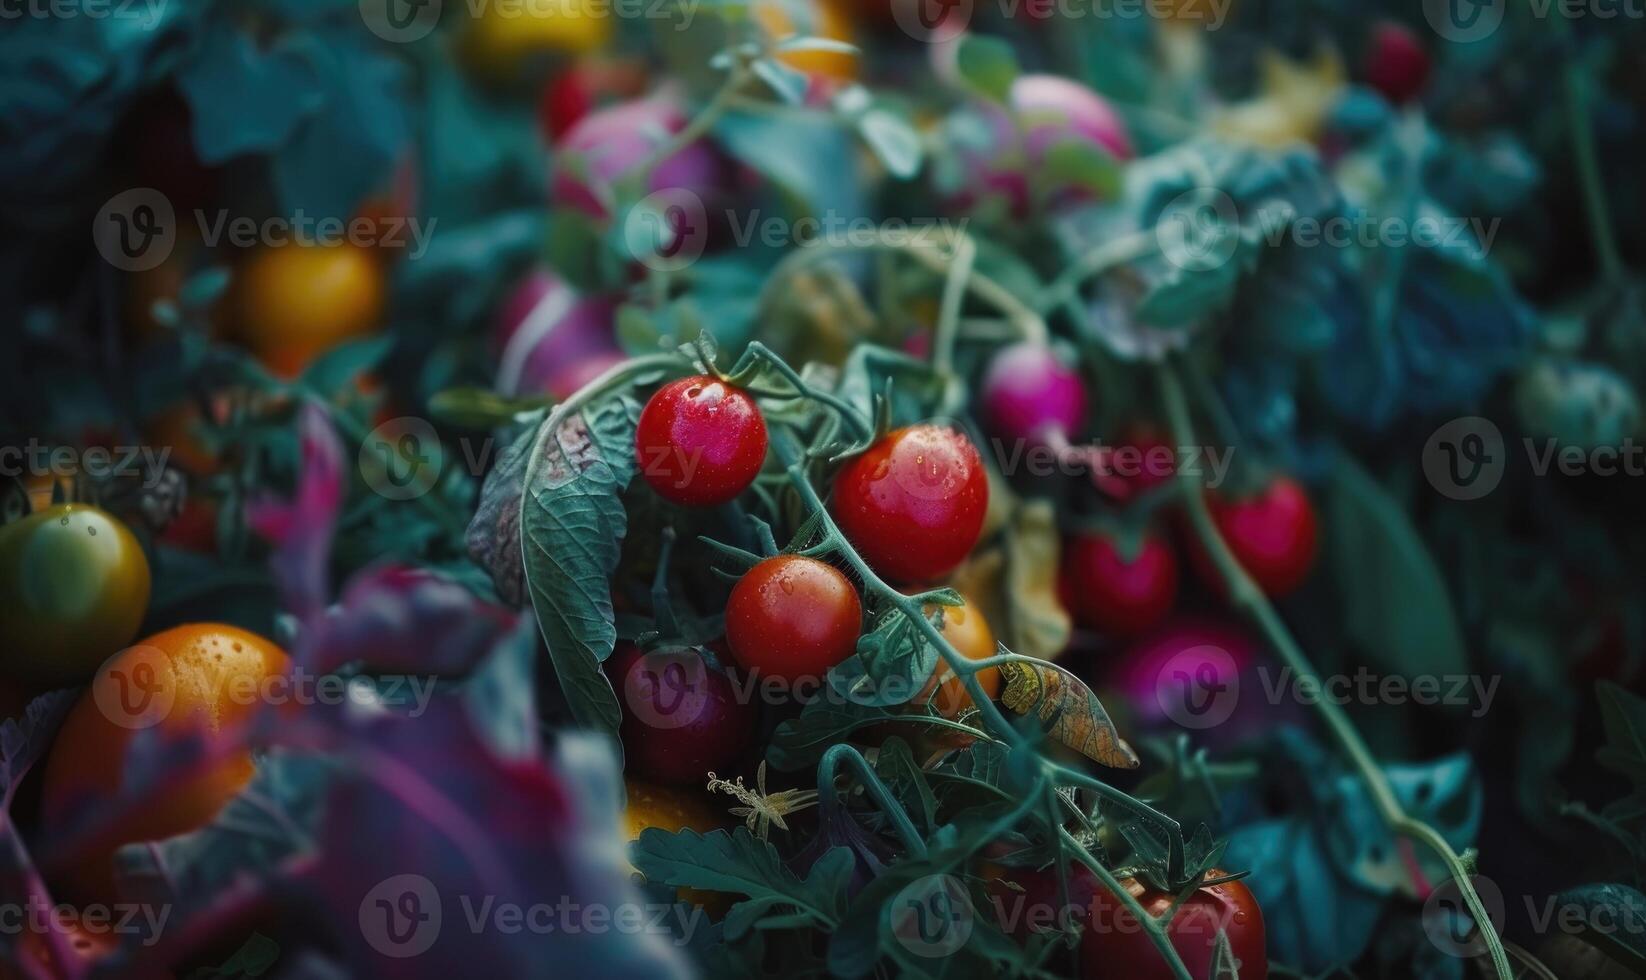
[
  {"left": 1156, "top": 359, "right": 1512, "bottom": 980},
  {"left": 818, "top": 744, "right": 927, "bottom": 856},
  {"left": 1552, "top": 12, "right": 1625, "bottom": 287}
]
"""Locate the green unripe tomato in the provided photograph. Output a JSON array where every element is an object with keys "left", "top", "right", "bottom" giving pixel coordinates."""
[{"left": 0, "top": 504, "right": 151, "bottom": 687}]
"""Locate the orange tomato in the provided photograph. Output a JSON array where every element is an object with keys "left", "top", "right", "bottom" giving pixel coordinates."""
[
  {"left": 916, "top": 593, "right": 1001, "bottom": 718},
  {"left": 754, "top": 0, "right": 858, "bottom": 80},
  {"left": 460, "top": 0, "right": 614, "bottom": 82},
  {"left": 40, "top": 623, "right": 290, "bottom": 901},
  {"left": 231, "top": 241, "right": 385, "bottom": 378}
]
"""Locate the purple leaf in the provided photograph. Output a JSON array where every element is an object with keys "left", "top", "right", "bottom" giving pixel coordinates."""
[
  {"left": 246, "top": 401, "right": 345, "bottom": 623},
  {"left": 301, "top": 564, "right": 521, "bottom": 677}
]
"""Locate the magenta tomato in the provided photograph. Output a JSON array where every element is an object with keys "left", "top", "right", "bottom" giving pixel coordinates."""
[
  {"left": 1191, "top": 476, "right": 1319, "bottom": 599},
  {"left": 550, "top": 93, "right": 726, "bottom": 221},
  {"left": 725, "top": 555, "right": 862, "bottom": 684},
  {"left": 635, "top": 376, "right": 768, "bottom": 507},
  {"left": 1082, "top": 871, "right": 1268, "bottom": 980},
  {"left": 493, "top": 267, "right": 623, "bottom": 399},
  {"left": 980, "top": 342, "right": 1088, "bottom": 445},
  {"left": 1060, "top": 530, "right": 1178, "bottom": 639},
  {"left": 832, "top": 425, "right": 989, "bottom": 584},
  {"left": 609, "top": 642, "right": 754, "bottom": 784}
]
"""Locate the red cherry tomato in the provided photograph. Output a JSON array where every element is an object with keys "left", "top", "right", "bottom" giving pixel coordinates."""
[
  {"left": 1191, "top": 476, "right": 1319, "bottom": 599},
  {"left": 609, "top": 642, "right": 754, "bottom": 785},
  {"left": 635, "top": 376, "right": 768, "bottom": 507},
  {"left": 832, "top": 425, "right": 989, "bottom": 583},
  {"left": 726, "top": 555, "right": 862, "bottom": 684},
  {"left": 1107, "top": 424, "right": 1177, "bottom": 500},
  {"left": 1060, "top": 530, "right": 1178, "bottom": 639},
  {"left": 1082, "top": 871, "right": 1268, "bottom": 980}
]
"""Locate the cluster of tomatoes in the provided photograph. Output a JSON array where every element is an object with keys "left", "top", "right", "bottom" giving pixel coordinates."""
[
  {"left": 0, "top": 499, "right": 291, "bottom": 972},
  {"left": 615, "top": 351, "right": 1292, "bottom": 973}
]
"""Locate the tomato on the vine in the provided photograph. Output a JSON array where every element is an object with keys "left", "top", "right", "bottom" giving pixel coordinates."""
[
  {"left": 916, "top": 594, "right": 1000, "bottom": 718},
  {"left": 1082, "top": 871, "right": 1268, "bottom": 980},
  {"left": 1060, "top": 530, "right": 1178, "bottom": 639},
  {"left": 1191, "top": 475, "right": 1319, "bottom": 599},
  {"left": 231, "top": 241, "right": 385, "bottom": 378},
  {"left": 725, "top": 555, "right": 862, "bottom": 684},
  {"left": 41, "top": 623, "right": 290, "bottom": 900},
  {"left": 832, "top": 424, "right": 989, "bottom": 584},
  {"left": 609, "top": 642, "right": 755, "bottom": 785},
  {"left": 635, "top": 376, "right": 768, "bottom": 506},
  {"left": 0, "top": 504, "right": 151, "bottom": 688}
]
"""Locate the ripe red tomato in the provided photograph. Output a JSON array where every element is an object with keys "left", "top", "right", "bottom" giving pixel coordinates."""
[
  {"left": 609, "top": 642, "right": 755, "bottom": 785},
  {"left": 1060, "top": 530, "right": 1178, "bottom": 639},
  {"left": 1082, "top": 871, "right": 1268, "bottom": 980},
  {"left": 1191, "top": 476, "right": 1319, "bottom": 599},
  {"left": 725, "top": 555, "right": 862, "bottom": 684},
  {"left": 635, "top": 376, "right": 768, "bottom": 507},
  {"left": 831, "top": 425, "right": 989, "bottom": 583}
]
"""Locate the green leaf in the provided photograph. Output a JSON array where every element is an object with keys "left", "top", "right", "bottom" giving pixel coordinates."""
[
  {"left": 298, "top": 335, "right": 394, "bottom": 397},
  {"left": 857, "top": 108, "right": 924, "bottom": 180},
  {"left": 1325, "top": 451, "right": 1469, "bottom": 677},
  {"left": 767, "top": 696, "right": 982, "bottom": 770},
  {"left": 1596, "top": 682, "right": 1646, "bottom": 796},
  {"left": 633, "top": 828, "right": 848, "bottom": 927},
  {"left": 955, "top": 34, "right": 1019, "bottom": 103},
  {"left": 520, "top": 396, "right": 644, "bottom": 735},
  {"left": 1040, "top": 140, "right": 1121, "bottom": 199},
  {"left": 751, "top": 58, "right": 810, "bottom": 106}
]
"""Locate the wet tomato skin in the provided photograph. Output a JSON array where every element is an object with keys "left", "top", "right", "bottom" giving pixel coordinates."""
[
  {"left": 1060, "top": 531, "right": 1178, "bottom": 639},
  {"left": 831, "top": 425, "right": 989, "bottom": 583},
  {"left": 609, "top": 642, "right": 755, "bottom": 785},
  {"left": 1082, "top": 871, "right": 1268, "bottom": 980},
  {"left": 635, "top": 376, "right": 768, "bottom": 507},
  {"left": 1192, "top": 476, "right": 1319, "bottom": 599},
  {"left": 725, "top": 555, "right": 862, "bottom": 684}
]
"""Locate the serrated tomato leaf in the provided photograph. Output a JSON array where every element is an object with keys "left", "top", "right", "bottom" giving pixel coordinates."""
[{"left": 520, "top": 396, "right": 643, "bottom": 735}]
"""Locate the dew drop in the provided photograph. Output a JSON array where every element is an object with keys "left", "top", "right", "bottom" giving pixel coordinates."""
[{"left": 86, "top": 526, "right": 96, "bottom": 536}]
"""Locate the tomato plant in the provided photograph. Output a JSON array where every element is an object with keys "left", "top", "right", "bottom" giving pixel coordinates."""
[
  {"left": 635, "top": 375, "right": 768, "bottom": 506},
  {"left": 725, "top": 554, "right": 862, "bottom": 684},
  {"left": 831, "top": 424, "right": 989, "bottom": 583},
  {"left": 0, "top": 504, "right": 151, "bottom": 688}
]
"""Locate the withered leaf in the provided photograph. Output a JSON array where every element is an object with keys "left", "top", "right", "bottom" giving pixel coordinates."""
[{"left": 998, "top": 660, "right": 1139, "bottom": 769}]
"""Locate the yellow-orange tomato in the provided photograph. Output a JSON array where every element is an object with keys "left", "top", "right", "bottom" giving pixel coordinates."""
[
  {"left": 624, "top": 780, "right": 729, "bottom": 912},
  {"left": 754, "top": 0, "right": 858, "bottom": 80},
  {"left": 916, "top": 594, "right": 1000, "bottom": 718},
  {"left": 0, "top": 505, "right": 151, "bottom": 688},
  {"left": 460, "top": 0, "right": 613, "bottom": 80},
  {"left": 40, "top": 623, "right": 290, "bottom": 901},
  {"left": 231, "top": 241, "right": 385, "bottom": 378}
]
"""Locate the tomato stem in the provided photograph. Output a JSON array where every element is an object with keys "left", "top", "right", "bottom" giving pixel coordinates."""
[
  {"left": 817, "top": 743, "right": 927, "bottom": 856},
  {"left": 1157, "top": 357, "right": 1514, "bottom": 980}
]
